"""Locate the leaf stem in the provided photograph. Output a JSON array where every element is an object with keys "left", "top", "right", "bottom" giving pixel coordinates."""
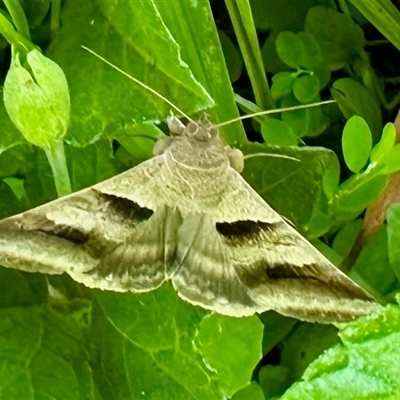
[
  {"left": 225, "top": 0, "right": 275, "bottom": 111},
  {"left": 0, "top": 13, "right": 35, "bottom": 51},
  {"left": 44, "top": 141, "right": 72, "bottom": 197},
  {"left": 3, "top": 0, "right": 30, "bottom": 40},
  {"left": 50, "top": 0, "right": 62, "bottom": 35}
]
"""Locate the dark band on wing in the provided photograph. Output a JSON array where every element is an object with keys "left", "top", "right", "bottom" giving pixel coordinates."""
[
  {"left": 216, "top": 220, "right": 277, "bottom": 240},
  {"left": 237, "top": 259, "right": 370, "bottom": 300},
  {"left": 96, "top": 192, "right": 153, "bottom": 222},
  {"left": 38, "top": 224, "right": 89, "bottom": 244},
  {"left": 216, "top": 220, "right": 300, "bottom": 247},
  {"left": 19, "top": 190, "right": 153, "bottom": 246},
  {"left": 216, "top": 220, "right": 372, "bottom": 302}
]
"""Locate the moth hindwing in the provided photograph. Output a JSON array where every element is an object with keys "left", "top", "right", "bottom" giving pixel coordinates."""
[{"left": 0, "top": 116, "right": 377, "bottom": 323}]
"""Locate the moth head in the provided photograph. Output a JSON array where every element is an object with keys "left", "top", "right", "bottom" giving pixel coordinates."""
[
  {"left": 154, "top": 114, "right": 221, "bottom": 156},
  {"left": 155, "top": 114, "right": 244, "bottom": 173},
  {"left": 185, "top": 114, "right": 219, "bottom": 142},
  {"left": 167, "top": 113, "right": 218, "bottom": 142}
]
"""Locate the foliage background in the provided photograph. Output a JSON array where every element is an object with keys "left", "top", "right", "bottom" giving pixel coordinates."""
[{"left": 1, "top": 0, "right": 400, "bottom": 399}]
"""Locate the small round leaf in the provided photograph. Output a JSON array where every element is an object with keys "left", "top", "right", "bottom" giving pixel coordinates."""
[
  {"left": 276, "top": 31, "right": 304, "bottom": 68},
  {"left": 261, "top": 118, "right": 298, "bottom": 146},
  {"left": 293, "top": 75, "right": 320, "bottom": 103},
  {"left": 342, "top": 115, "right": 372, "bottom": 173},
  {"left": 271, "top": 72, "right": 295, "bottom": 100}
]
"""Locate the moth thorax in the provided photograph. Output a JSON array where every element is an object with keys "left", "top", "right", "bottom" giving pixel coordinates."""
[{"left": 168, "top": 140, "right": 230, "bottom": 170}]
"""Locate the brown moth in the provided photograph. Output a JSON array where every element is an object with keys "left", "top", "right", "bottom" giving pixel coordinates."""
[{"left": 0, "top": 112, "right": 377, "bottom": 323}]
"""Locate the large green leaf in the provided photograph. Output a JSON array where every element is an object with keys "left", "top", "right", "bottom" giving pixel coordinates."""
[
  {"left": 241, "top": 142, "right": 337, "bottom": 236},
  {"left": 90, "top": 285, "right": 263, "bottom": 399},
  {"left": 281, "top": 301, "right": 400, "bottom": 399},
  {"left": 48, "top": 0, "right": 244, "bottom": 147}
]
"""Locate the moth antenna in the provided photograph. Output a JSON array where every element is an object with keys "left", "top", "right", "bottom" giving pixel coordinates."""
[
  {"left": 213, "top": 100, "right": 336, "bottom": 129},
  {"left": 244, "top": 153, "right": 300, "bottom": 162},
  {"left": 81, "top": 46, "right": 194, "bottom": 122}
]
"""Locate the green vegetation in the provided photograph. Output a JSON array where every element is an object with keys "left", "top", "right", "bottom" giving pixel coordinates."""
[{"left": 1, "top": 1, "right": 400, "bottom": 398}]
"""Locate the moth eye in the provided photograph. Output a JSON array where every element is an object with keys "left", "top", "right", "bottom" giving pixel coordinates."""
[
  {"left": 207, "top": 127, "right": 218, "bottom": 138},
  {"left": 193, "top": 128, "right": 212, "bottom": 142},
  {"left": 186, "top": 122, "right": 199, "bottom": 136}
]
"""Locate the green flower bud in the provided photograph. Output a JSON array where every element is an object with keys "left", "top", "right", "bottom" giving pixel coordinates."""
[{"left": 3, "top": 49, "right": 70, "bottom": 147}]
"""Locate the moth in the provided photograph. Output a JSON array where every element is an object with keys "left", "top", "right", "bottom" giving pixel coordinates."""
[{"left": 0, "top": 111, "right": 377, "bottom": 324}]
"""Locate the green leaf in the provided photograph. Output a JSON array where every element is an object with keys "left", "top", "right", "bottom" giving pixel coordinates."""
[
  {"left": 342, "top": 115, "right": 372, "bottom": 173},
  {"left": 281, "top": 97, "right": 328, "bottom": 138},
  {"left": 296, "top": 31, "right": 323, "bottom": 70},
  {"left": 232, "top": 381, "right": 264, "bottom": 400},
  {"left": 370, "top": 123, "right": 396, "bottom": 163},
  {"left": 23, "top": 146, "right": 57, "bottom": 208},
  {"left": 271, "top": 72, "right": 296, "bottom": 100},
  {"left": 332, "top": 219, "right": 363, "bottom": 259},
  {"left": 241, "top": 143, "right": 337, "bottom": 235},
  {"left": 151, "top": 1, "right": 246, "bottom": 143},
  {"left": 258, "top": 365, "right": 291, "bottom": 398},
  {"left": 276, "top": 31, "right": 305, "bottom": 69},
  {"left": 331, "top": 78, "right": 382, "bottom": 140},
  {"left": 250, "top": 0, "right": 334, "bottom": 31},
  {"left": 349, "top": 0, "right": 400, "bottom": 51},
  {"left": 279, "top": 323, "right": 340, "bottom": 382},
  {"left": 218, "top": 30, "right": 243, "bottom": 83},
  {"left": 66, "top": 141, "right": 123, "bottom": 192},
  {"left": 195, "top": 314, "right": 263, "bottom": 396},
  {"left": 0, "top": 100, "right": 25, "bottom": 154},
  {"left": 261, "top": 31, "right": 291, "bottom": 74},
  {"left": 49, "top": 0, "right": 244, "bottom": 146},
  {"left": 0, "top": 291, "right": 97, "bottom": 399},
  {"left": 352, "top": 227, "right": 397, "bottom": 296},
  {"left": 260, "top": 118, "right": 298, "bottom": 146},
  {"left": 115, "top": 123, "right": 163, "bottom": 166},
  {"left": 305, "top": 5, "right": 365, "bottom": 70},
  {"left": 387, "top": 204, "right": 400, "bottom": 281},
  {"left": 91, "top": 285, "right": 263, "bottom": 399},
  {"left": 334, "top": 174, "right": 389, "bottom": 222},
  {"left": 383, "top": 144, "right": 400, "bottom": 174},
  {"left": 258, "top": 312, "right": 297, "bottom": 355},
  {"left": 292, "top": 74, "right": 320, "bottom": 103},
  {"left": 0, "top": 268, "right": 48, "bottom": 308},
  {"left": 322, "top": 153, "right": 340, "bottom": 199},
  {"left": 281, "top": 301, "right": 400, "bottom": 400}
]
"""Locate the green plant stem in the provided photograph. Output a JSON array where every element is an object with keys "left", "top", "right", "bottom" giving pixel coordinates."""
[
  {"left": 224, "top": 0, "right": 275, "bottom": 111},
  {"left": 44, "top": 141, "right": 72, "bottom": 197},
  {"left": 349, "top": 0, "right": 400, "bottom": 51},
  {"left": 3, "top": 0, "right": 30, "bottom": 39},
  {"left": 0, "top": 12, "right": 28, "bottom": 48},
  {"left": 50, "top": 0, "right": 62, "bottom": 35}
]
